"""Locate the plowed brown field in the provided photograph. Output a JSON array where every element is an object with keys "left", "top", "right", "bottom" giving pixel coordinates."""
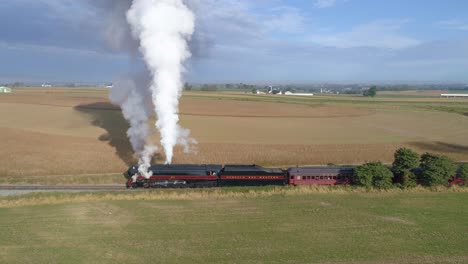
[{"left": 1, "top": 88, "right": 467, "bottom": 178}]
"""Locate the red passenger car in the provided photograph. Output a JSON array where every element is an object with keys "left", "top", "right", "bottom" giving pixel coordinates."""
[
  {"left": 449, "top": 176, "right": 467, "bottom": 185},
  {"left": 288, "top": 167, "right": 354, "bottom": 185}
]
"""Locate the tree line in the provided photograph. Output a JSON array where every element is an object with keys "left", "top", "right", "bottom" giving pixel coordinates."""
[{"left": 354, "top": 148, "right": 468, "bottom": 189}]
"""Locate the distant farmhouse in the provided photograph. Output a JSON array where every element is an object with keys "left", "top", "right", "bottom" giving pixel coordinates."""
[{"left": 0, "top": 86, "right": 12, "bottom": 93}]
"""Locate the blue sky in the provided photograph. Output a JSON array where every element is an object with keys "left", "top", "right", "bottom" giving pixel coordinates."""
[{"left": 0, "top": 0, "right": 467, "bottom": 83}]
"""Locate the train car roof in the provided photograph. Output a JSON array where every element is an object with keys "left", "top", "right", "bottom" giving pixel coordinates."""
[
  {"left": 132, "top": 164, "right": 223, "bottom": 175},
  {"left": 150, "top": 164, "right": 220, "bottom": 170},
  {"left": 289, "top": 166, "right": 354, "bottom": 169},
  {"left": 223, "top": 164, "right": 284, "bottom": 173},
  {"left": 288, "top": 166, "right": 354, "bottom": 172},
  {"left": 148, "top": 164, "right": 222, "bottom": 170}
]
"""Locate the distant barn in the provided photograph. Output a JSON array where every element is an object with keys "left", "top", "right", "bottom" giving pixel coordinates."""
[{"left": 0, "top": 86, "right": 11, "bottom": 93}]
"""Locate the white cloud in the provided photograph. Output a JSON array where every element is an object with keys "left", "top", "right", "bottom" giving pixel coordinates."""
[
  {"left": 0, "top": 41, "right": 123, "bottom": 58},
  {"left": 310, "top": 19, "right": 420, "bottom": 49},
  {"left": 262, "top": 7, "right": 306, "bottom": 34},
  {"left": 437, "top": 19, "right": 468, "bottom": 31},
  {"left": 14, "top": 0, "right": 97, "bottom": 22},
  {"left": 313, "top": 0, "right": 336, "bottom": 9}
]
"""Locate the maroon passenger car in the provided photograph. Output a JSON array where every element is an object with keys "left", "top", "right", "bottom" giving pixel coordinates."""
[{"left": 287, "top": 167, "right": 354, "bottom": 185}]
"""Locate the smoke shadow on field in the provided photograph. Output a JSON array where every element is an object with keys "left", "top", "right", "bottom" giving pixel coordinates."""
[
  {"left": 409, "top": 141, "right": 468, "bottom": 154},
  {"left": 74, "top": 102, "right": 140, "bottom": 166}
]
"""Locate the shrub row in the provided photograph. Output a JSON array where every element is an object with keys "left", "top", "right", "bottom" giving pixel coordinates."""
[{"left": 354, "top": 148, "right": 468, "bottom": 189}]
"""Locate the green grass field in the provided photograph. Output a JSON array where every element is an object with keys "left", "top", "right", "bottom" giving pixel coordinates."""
[{"left": 1, "top": 188, "right": 467, "bottom": 263}]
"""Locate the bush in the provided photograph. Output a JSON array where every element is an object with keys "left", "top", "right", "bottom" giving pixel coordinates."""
[
  {"left": 354, "top": 162, "right": 393, "bottom": 189},
  {"left": 419, "top": 153, "right": 456, "bottom": 186},
  {"left": 457, "top": 164, "right": 468, "bottom": 180}
]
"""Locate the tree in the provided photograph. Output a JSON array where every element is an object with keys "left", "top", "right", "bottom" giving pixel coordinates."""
[
  {"left": 392, "top": 148, "right": 419, "bottom": 174},
  {"left": 354, "top": 162, "right": 394, "bottom": 189},
  {"left": 457, "top": 164, "right": 468, "bottom": 180},
  {"left": 251, "top": 88, "right": 257, "bottom": 94},
  {"left": 200, "top": 84, "right": 217, "bottom": 91},
  {"left": 419, "top": 153, "right": 456, "bottom": 186},
  {"left": 401, "top": 170, "right": 417, "bottom": 188},
  {"left": 184, "top": 82, "right": 192, "bottom": 91},
  {"left": 363, "top": 86, "right": 377, "bottom": 97},
  {"left": 392, "top": 148, "right": 419, "bottom": 187}
]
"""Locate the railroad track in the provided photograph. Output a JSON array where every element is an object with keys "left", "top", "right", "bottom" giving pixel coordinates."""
[{"left": 0, "top": 184, "right": 126, "bottom": 191}]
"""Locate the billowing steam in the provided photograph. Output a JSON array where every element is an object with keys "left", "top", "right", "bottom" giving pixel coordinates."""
[
  {"left": 108, "top": 0, "right": 197, "bottom": 174},
  {"left": 127, "top": 0, "right": 195, "bottom": 164}
]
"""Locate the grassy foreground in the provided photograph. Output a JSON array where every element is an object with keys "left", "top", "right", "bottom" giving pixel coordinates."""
[{"left": 0, "top": 187, "right": 467, "bottom": 263}]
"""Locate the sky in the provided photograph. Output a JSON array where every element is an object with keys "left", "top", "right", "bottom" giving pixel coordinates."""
[{"left": 0, "top": 0, "right": 467, "bottom": 84}]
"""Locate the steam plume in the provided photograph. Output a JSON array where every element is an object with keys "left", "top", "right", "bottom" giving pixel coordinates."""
[
  {"left": 126, "top": 0, "right": 196, "bottom": 164},
  {"left": 109, "top": 76, "right": 156, "bottom": 163},
  {"left": 106, "top": 0, "right": 196, "bottom": 171}
]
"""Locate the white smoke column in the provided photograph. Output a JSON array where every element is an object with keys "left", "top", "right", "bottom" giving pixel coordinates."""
[
  {"left": 137, "top": 144, "right": 158, "bottom": 178},
  {"left": 109, "top": 78, "right": 157, "bottom": 171},
  {"left": 127, "top": 0, "right": 195, "bottom": 164}
]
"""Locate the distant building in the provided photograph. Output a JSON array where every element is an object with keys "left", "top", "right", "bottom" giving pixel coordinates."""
[
  {"left": 441, "top": 93, "right": 468, "bottom": 98},
  {"left": 41, "top": 83, "right": 52, "bottom": 87},
  {"left": 284, "top": 91, "right": 314, "bottom": 96},
  {"left": 0, "top": 86, "right": 12, "bottom": 93}
]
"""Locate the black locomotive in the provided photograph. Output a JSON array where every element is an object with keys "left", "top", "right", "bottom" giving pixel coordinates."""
[{"left": 126, "top": 164, "right": 354, "bottom": 188}]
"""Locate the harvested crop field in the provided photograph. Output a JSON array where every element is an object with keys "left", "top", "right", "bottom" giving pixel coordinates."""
[
  {"left": 179, "top": 98, "right": 375, "bottom": 118},
  {"left": 1, "top": 88, "right": 467, "bottom": 180},
  {"left": 379, "top": 90, "right": 468, "bottom": 98}
]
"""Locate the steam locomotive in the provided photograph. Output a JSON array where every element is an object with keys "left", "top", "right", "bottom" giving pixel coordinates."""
[{"left": 126, "top": 164, "right": 354, "bottom": 188}]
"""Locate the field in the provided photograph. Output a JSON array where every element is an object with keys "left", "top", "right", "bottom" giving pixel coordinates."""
[
  {"left": 0, "top": 188, "right": 467, "bottom": 263},
  {"left": 0, "top": 88, "right": 468, "bottom": 182}
]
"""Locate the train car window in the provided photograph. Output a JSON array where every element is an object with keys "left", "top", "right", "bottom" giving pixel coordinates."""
[
  {"left": 307, "top": 176, "right": 311, "bottom": 180},
  {"left": 290, "top": 176, "right": 294, "bottom": 179},
  {"left": 297, "top": 176, "right": 301, "bottom": 180},
  {"left": 333, "top": 176, "right": 336, "bottom": 180},
  {"left": 302, "top": 176, "right": 306, "bottom": 180},
  {"left": 320, "top": 176, "right": 324, "bottom": 180}
]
